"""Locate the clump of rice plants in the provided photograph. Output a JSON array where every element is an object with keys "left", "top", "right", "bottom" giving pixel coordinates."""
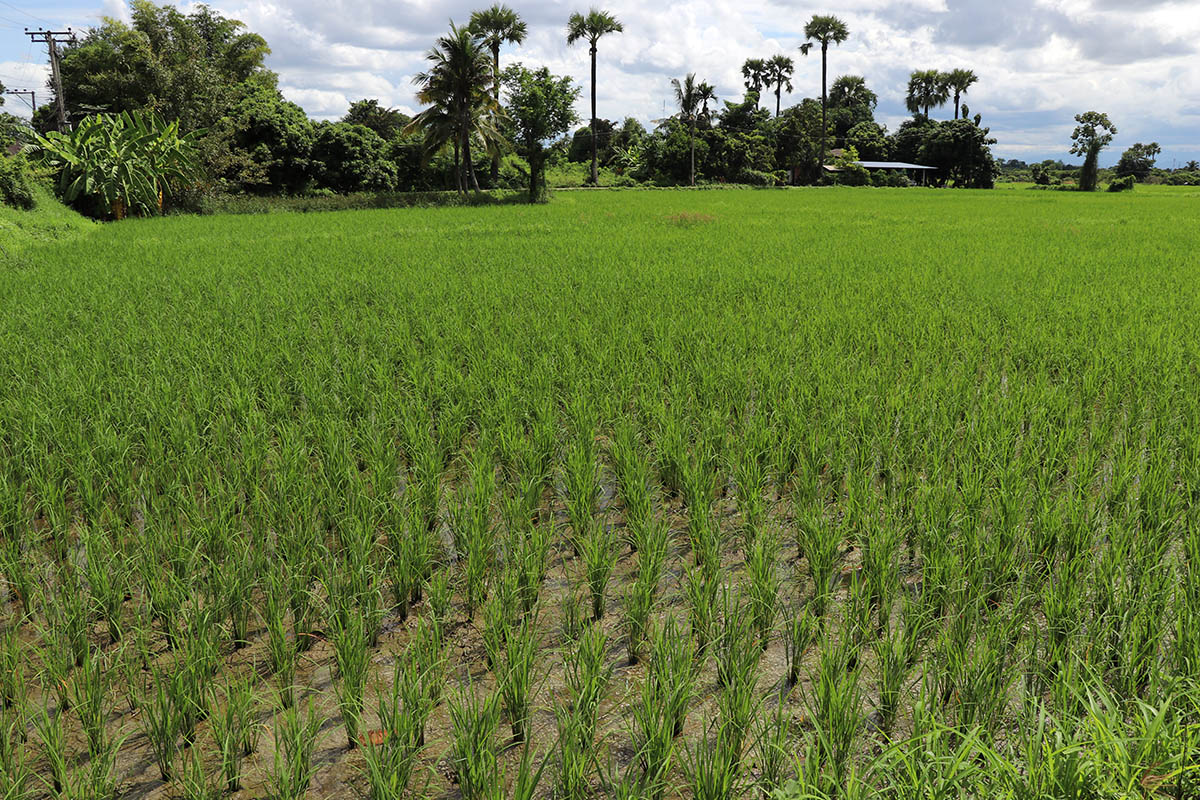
[{"left": 448, "top": 684, "right": 502, "bottom": 800}]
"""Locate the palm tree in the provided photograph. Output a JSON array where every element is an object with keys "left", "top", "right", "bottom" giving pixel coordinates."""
[
  {"left": 672, "top": 73, "right": 700, "bottom": 186},
  {"left": 567, "top": 8, "right": 624, "bottom": 185},
  {"left": 905, "top": 69, "right": 950, "bottom": 119},
  {"left": 765, "top": 54, "right": 794, "bottom": 117},
  {"left": 469, "top": 4, "right": 527, "bottom": 184},
  {"left": 799, "top": 14, "right": 850, "bottom": 167},
  {"left": 407, "top": 23, "right": 503, "bottom": 194},
  {"left": 943, "top": 68, "right": 978, "bottom": 120},
  {"left": 696, "top": 81, "right": 717, "bottom": 126},
  {"left": 828, "top": 75, "right": 877, "bottom": 111},
  {"left": 741, "top": 58, "right": 767, "bottom": 108}
]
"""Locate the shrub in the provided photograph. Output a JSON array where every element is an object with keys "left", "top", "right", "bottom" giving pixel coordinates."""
[
  {"left": 0, "top": 155, "right": 34, "bottom": 210},
  {"left": 1107, "top": 175, "right": 1135, "bottom": 192}
]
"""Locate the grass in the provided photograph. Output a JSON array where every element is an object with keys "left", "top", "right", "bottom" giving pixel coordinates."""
[
  {"left": 0, "top": 183, "right": 92, "bottom": 257},
  {"left": 1, "top": 186, "right": 1200, "bottom": 797}
]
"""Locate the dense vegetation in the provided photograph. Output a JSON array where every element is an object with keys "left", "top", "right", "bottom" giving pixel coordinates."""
[{"left": 2, "top": 188, "right": 1199, "bottom": 798}]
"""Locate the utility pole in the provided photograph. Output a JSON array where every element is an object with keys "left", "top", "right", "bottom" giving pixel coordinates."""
[
  {"left": 25, "top": 28, "right": 76, "bottom": 132},
  {"left": 4, "top": 89, "right": 36, "bottom": 113}
]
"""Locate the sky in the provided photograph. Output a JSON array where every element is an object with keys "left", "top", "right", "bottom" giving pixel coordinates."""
[{"left": 2, "top": 0, "right": 1198, "bottom": 166}]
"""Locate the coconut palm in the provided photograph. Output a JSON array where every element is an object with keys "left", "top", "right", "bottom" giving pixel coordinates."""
[
  {"left": 799, "top": 14, "right": 850, "bottom": 166},
  {"left": 765, "top": 55, "right": 794, "bottom": 117},
  {"left": 943, "top": 68, "right": 978, "bottom": 120},
  {"left": 407, "top": 23, "right": 504, "bottom": 193},
  {"left": 905, "top": 69, "right": 950, "bottom": 119},
  {"left": 741, "top": 58, "right": 768, "bottom": 108},
  {"left": 672, "top": 73, "right": 700, "bottom": 186},
  {"left": 567, "top": 8, "right": 624, "bottom": 185},
  {"left": 469, "top": 4, "right": 527, "bottom": 184},
  {"left": 696, "top": 81, "right": 718, "bottom": 125}
]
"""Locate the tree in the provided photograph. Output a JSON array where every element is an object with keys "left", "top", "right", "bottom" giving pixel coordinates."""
[
  {"left": 1114, "top": 141, "right": 1160, "bottom": 182},
  {"left": 672, "top": 73, "right": 701, "bottom": 186},
  {"left": 567, "top": 9, "right": 623, "bottom": 186},
  {"left": 1186, "top": 160, "right": 1200, "bottom": 171},
  {"left": 799, "top": 14, "right": 850, "bottom": 167},
  {"left": 919, "top": 116, "right": 997, "bottom": 188},
  {"left": 943, "top": 68, "right": 978, "bottom": 120},
  {"left": 741, "top": 58, "right": 768, "bottom": 108},
  {"left": 905, "top": 70, "right": 949, "bottom": 118},
  {"left": 846, "top": 121, "right": 889, "bottom": 161},
  {"left": 697, "top": 82, "right": 718, "bottom": 126},
  {"left": 829, "top": 75, "right": 877, "bottom": 112},
  {"left": 407, "top": 23, "right": 504, "bottom": 194},
  {"left": 217, "top": 81, "right": 315, "bottom": 193},
  {"left": 341, "top": 99, "right": 408, "bottom": 140},
  {"left": 311, "top": 122, "right": 397, "bottom": 193},
  {"left": 469, "top": 4, "right": 527, "bottom": 185},
  {"left": 765, "top": 55, "right": 794, "bottom": 117},
  {"left": 774, "top": 98, "right": 825, "bottom": 184},
  {"left": 567, "top": 118, "right": 615, "bottom": 164},
  {"left": 1070, "top": 111, "right": 1116, "bottom": 192},
  {"left": 501, "top": 63, "right": 579, "bottom": 202}
]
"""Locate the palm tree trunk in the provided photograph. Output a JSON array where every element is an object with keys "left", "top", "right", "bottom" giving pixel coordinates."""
[
  {"left": 492, "top": 44, "right": 501, "bottom": 186},
  {"left": 453, "top": 138, "right": 462, "bottom": 193},
  {"left": 590, "top": 44, "right": 598, "bottom": 185},
  {"left": 776, "top": 84, "right": 782, "bottom": 117},
  {"left": 954, "top": 92, "right": 960, "bottom": 120},
  {"left": 820, "top": 43, "right": 828, "bottom": 171}
]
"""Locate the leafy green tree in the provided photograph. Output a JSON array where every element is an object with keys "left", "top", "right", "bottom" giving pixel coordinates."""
[
  {"left": 943, "top": 69, "right": 978, "bottom": 120},
  {"left": 697, "top": 82, "right": 718, "bottom": 126},
  {"left": 828, "top": 75, "right": 877, "bottom": 146},
  {"left": 567, "top": 118, "right": 615, "bottom": 164},
  {"left": 501, "top": 64, "right": 579, "bottom": 202},
  {"left": 1114, "top": 142, "right": 1160, "bottom": 182},
  {"left": 799, "top": 15, "right": 850, "bottom": 166},
  {"left": 469, "top": 4, "right": 527, "bottom": 185},
  {"left": 216, "top": 82, "right": 315, "bottom": 193},
  {"left": 905, "top": 70, "right": 949, "bottom": 118},
  {"left": 741, "top": 59, "right": 768, "bottom": 108},
  {"left": 672, "top": 73, "right": 702, "bottom": 186},
  {"left": 407, "top": 23, "right": 504, "bottom": 193},
  {"left": 311, "top": 122, "right": 397, "bottom": 193},
  {"left": 32, "top": 110, "right": 200, "bottom": 218},
  {"left": 1070, "top": 111, "right": 1116, "bottom": 192},
  {"left": 890, "top": 116, "right": 935, "bottom": 164},
  {"left": 765, "top": 55, "right": 794, "bottom": 117},
  {"left": 919, "top": 117, "right": 997, "bottom": 188},
  {"left": 1186, "top": 160, "right": 1199, "bottom": 171},
  {"left": 773, "top": 98, "right": 824, "bottom": 183},
  {"left": 567, "top": 9, "right": 623, "bottom": 185},
  {"left": 845, "top": 121, "right": 889, "bottom": 161},
  {"left": 341, "top": 100, "right": 408, "bottom": 140}
]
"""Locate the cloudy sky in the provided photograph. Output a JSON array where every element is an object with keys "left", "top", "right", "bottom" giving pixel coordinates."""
[{"left": 3, "top": 0, "right": 1198, "bottom": 165}]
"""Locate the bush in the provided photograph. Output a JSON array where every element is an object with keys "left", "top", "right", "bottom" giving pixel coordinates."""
[
  {"left": 1107, "top": 175, "right": 1135, "bottom": 193},
  {"left": 732, "top": 169, "right": 778, "bottom": 187},
  {"left": 0, "top": 155, "right": 35, "bottom": 210}
]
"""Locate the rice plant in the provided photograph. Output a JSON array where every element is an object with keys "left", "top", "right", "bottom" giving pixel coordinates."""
[
  {"left": 747, "top": 526, "right": 782, "bottom": 650},
  {"left": 448, "top": 684, "right": 502, "bottom": 800},
  {"left": 268, "top": 698, "right": 324, "bottom": 800},
  {"left": 577, "top": 520, "right": 619, "bottom": 622},
  {"left": 497, "top": 611, "right": 539, "bottom": 742},
  {"left": 210, "top": 675, "right": 258, "bottom": 792},
  {"left": 331, "top": 609, "right": 370, "bottom": 748}
]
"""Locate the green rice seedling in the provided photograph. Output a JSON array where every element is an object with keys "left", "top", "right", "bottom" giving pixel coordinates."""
[
  {"left": 0, "top": 623, "right": 25, "bottom": 710},
  {"left": 610, "top": 419, "right": 653, "bottom": 549},
  {"left": 873, "top": 623, "right": 908, "bottom": 735},
  {"left": 554, "top": 699, "right": 598, "bottom": 800},
  {"left": 561, "top": 579, "right": 588, "bottom": 645},
  {"left": 33, "top": 706, "right": 67, "bottom": 795},
  {"left": 783, "top": 604, "right": 816, "bottom": 690},
  {"left": 71, "top": 648, "right": 110, "bottom": 755},
  {"left": 578, "top": 520, "right": 619, "bottom": 622},
  {"left": 425, "top": 568, "right": 453, "bottom": 643},
  {"left": 364, "top": 646, "right": 434, "bottom": 799},
  {"left": 0, "top": 706, "right": 31, "bottom": 799},
  {"left": 44, "top": 566, "right": 91, "bottom": 669},
  {"left": 211, "top": 676, "right": 258, "bottom": 792},
  {"left": 263, "top": 577, "right": 298, "bottom": 709},
  {"left": 684, "top": 561, "right": 719, "bottom": 658},
  {"left": 806, "top": 637, "right": 862, "bottom": 787},
  {"left": 141, "top": 667, "right": 179, "bottom": 781},
  {"left": 649, "top": 617, "right": 695, "bottom": 739},
  {"left": 268, "top": 698, "right": 323, "bottom": 800},
  {"left": 448, "top": 684, "right": 502, "bottom": 800},
  {"left": 756, "top": 699, "right": 792, "bottom": 795},
  {"left": 451, "top": 445, "right": 497, "bottom": 618},
  {"left": 177, "top": 743, "right": 221, "bottom": 800},
  {"left": 622, "top": 573, "right": 654, "bottom": 666},
  {"left": 564, "top": 623, "right": 612, "bottom": 738},
  {"left": 506, "top": 741, "right": 550, "bottom": 800},
  {"left": 715, "top": 589, "right": 760, "bottom": 762},
  {"left": 218, "top": 538, "right": 257, "bottom": 649},
  {"left": 747, "top": 527, "right": 782, "bottom": 650},
  {"left": 683, "top": 723, "right": 744, "bottom": 800},
  {"left": 514, "top": 522, "right": 553, "bottom": 616},
  {"left": 331, "top": 609, "right": 370, "bottom": 748},
  {"left": 796, "top": 512, "right": 840, "bottom": 628},
  {"left": 497, "top": 611, "right": 539, "bottom": 742},
  {"left": 731, "top": 429, "right": 770, "bottom": 547},
  {"left": 563, "top": 421, "right": 601, "bottom": 548},
  {"left": 82, "top": 527, "right": 126, "bottom": 644},
  {"left": 860, "top": 522, "right": 900, "bottom": 635},
  {"left": 0, "top": 539, "right": 32, "bottom": 616},
  {"left": 632, "top": 516, "right": 670, "bottom": 595},
  {"left": 874, "top": 702, "right": 994, "bottom": 799}
]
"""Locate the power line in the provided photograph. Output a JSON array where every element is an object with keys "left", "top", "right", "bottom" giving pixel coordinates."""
[
  {"left": 24, "top": 27, "right": 75, "bottom": 131},
  {"left": 0, "top": 0, "right": 51, "bottom": 25},
  {"left": 3, "top": 88, "right": 34, "bottom": 111}
]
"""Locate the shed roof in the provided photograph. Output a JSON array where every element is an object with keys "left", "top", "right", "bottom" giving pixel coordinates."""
[{"left": 856, "top": 161, "right": 936, "bottom": 170}]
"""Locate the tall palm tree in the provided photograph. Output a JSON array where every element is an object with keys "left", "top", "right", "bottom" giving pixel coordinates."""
[
  {"left": 469, "top": 4, "right": 527, "bottom": 184},
  {"left": 799, "top": 14, "right": 850, "bottom": 167},
  {"left": 943, "top": 68, "right": 978, "bottom": 120},
  {"left": 567, "top": 8, "right": 624, "bottom": 185},
  {"left": 905, "top": 69, "right": 950, "bottom": 118},
  {"left": 765, "top": 54, "right": 794, "bottom": 117},
  {"left": 672, "top": 73, "right": 700, "bottom": 186},
  {"left": 741, "top": 58, "right": 767, "bottom": 108},
  {"left": 407, "top": 23, "right": 503, "bottom": 194}
]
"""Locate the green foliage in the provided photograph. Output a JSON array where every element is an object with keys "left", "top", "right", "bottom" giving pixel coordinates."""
[
  {"left": 311, "top": 122, "right": 397, "bottom": 193},
  {"left": 0, "top": 155, "right": 34, "bottom": 210},
  {"left": 919, "top": 117, "right": 999, "bottom": 188},
  {"left": 32, "top": 109, "right": 200, "bottom": 219},
  {"left": 1070, "top": 111, "right": 1116, "bottom": 192},
  {"left": 217, "top": 82, "right": 314, "bottom": 193},
  {"left": 342, "top": 99, "right": 409, "bottom": 140},
  {"left": 1114, "top": 141, "right": 1160, "bottom": 182},
  {"left": 1107, "top": 174, "right": 1136, "bottom": 192},
  {"left": 502, "top": 63, "right": 579, "bottom": 202}
]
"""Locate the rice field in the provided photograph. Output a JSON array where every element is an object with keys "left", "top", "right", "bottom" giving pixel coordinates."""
[{"left": 2, "top": 186, "right": 1200, "bottom": 799}]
